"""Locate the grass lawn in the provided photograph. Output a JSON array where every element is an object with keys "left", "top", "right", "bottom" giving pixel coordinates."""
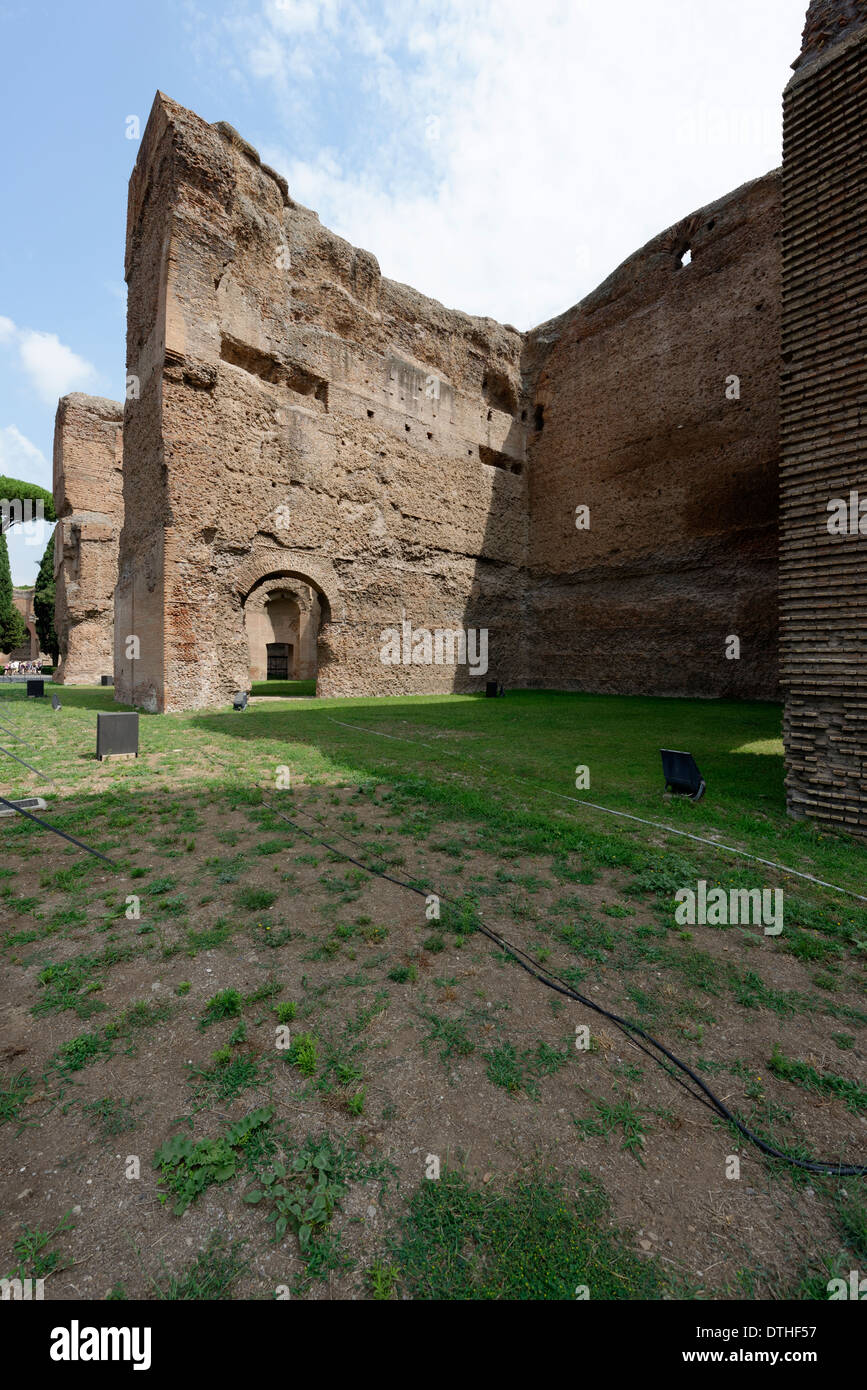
[{"left": 0, "top": 684, "right": 864, "bottom": 1300}]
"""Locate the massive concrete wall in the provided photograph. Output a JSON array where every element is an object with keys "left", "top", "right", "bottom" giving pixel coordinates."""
[
  {"left": 524, "top": 173, "right": 781, "bottom": 700},
  {"left": 3, "top": 588, "right": 39, "bottom": 663},
  {"left": 53, "top": 393, "right": 124, "bottom": 685},
  {"left": 781, "top": 3, "right": 867, "bottom": 834},
  {"left": 120, "top": 94, "right": 784, "bottom": 714},
  {"left": 117, "top": 95, "right": 528, "bottom": 712}
]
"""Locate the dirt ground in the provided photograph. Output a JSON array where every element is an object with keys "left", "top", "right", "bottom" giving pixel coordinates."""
[{"left": 1, "top": 779, "right": 865, "bottom": 1299}]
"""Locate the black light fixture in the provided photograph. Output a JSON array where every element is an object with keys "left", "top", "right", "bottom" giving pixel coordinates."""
[
  {"left": 51, "top": 694, "right": 61, "bottom": 711},
  {"left": 96, "top": 712, "right": 139, "bottom": 761},
  {"left": 661, "top": 749, "right": 705, "bottom": 801},
  {"left": 101, "top": 675, "right": 114, "bottom": 687},
  {"left": 485, "top": 682, "right": 505, "bottom": 698},
  {"left": 233, "top": 691, "right": 249, "bottom": 711}
]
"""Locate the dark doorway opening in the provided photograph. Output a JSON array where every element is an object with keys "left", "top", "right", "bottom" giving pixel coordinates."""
[{"left": 266, "top": 642, "right": 291, "bottom": 680}]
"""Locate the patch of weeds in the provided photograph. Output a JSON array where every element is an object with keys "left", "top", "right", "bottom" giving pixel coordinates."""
[
  {"left": 346, "top": 1087, "right": 366, "bottom": 1116},
  {"left": 191, "top": 1055, "right": 263, "bottom": 1104},
  {"left": 574, "top": 1095, "right": 649, "bottom": 1164},
  {"left": 52, "top": 1030, "right": 113, "bottom": 1075},
  {"left": 238, "top": 887, "right": 278, "bottom": 912},
  {"left": 768, "top": 1046, "right": 867, "bottom": 1115},
  {"left": 287, "top": 1033, "right": 318, "bottom": 1077},
  {"left": 731, "top": 969, "right": 807, "bottom": 1018},
  {"left": 833, "top": 1187, "right": 867, "bottom": 1263},
  {"left": 393, "top": 1168, "right": 663, "bottom": 1299},
  {"left": 0, "top": 1070, "right": 34, "bottom": 1125},
  {"left": 154, "top": 1107, "right": 273, "bottom": 1214},
  {"left": 199, "top": 988, "right": 243, "bottom": 1029},
  {"left": 245, "top": 1133, "right": 371, "bottom": 1261},
  {"left": 244, "top": 978, "right": 283, "bottom": 1005},
  {"left": 81, "top": 1097, "right": 137, "bottom": 1137},
  {"left": 186, "top": 920, "right": 234, "bottom": 954},
  {"left": 33, "top": 955, "right": 108, "bottom": 1020},
  {"left": 108, "top": 1000, "right": 173, "bottom": 1044},
  {"left": 419, "top": 1010, "right": 475, "bottom": 1068},
  {"left": 367, "top": 1259, "right": 399, "bottom": 1300},
  {"left": 485, "top": 1040, "right": 569, "bottom": 1098},
  {"left": 274, "top": 1002, "right": 297, "bottom": 1023},
  {"left": 4, "top": 1210, "right": 75, "bottom": 1281},
  {"left": 345, "top": 992, "right": 389, "bottom": 1037},
  {"left": 150, "top": 1234, "right": 249, "bottom": 1300},
  {"left": 146, "top": 875, "right": 177, "bottom": 897}
]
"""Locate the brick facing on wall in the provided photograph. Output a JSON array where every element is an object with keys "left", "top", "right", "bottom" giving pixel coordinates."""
[{"left": 781, "top": 12, "right": 867, "bottom": 833}]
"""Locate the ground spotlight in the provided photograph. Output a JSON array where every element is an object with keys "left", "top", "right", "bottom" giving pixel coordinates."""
[{"left": 660, "top": 749, "right": 705, "bottom": 801}]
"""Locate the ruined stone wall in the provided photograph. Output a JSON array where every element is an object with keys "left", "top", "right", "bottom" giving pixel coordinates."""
[
  {"left": 53, "top": 393, "right": 124, "bottom": 685},
  {"left": 795, "top": 0, "right": 867, "bottom": 67},
  {"left": 118, "top": 95, "right": 528, "bottom": 712},
  {"left": 4, "top": 589, "right": 38, "bottom": 662},
  {"left": 121, "top": 93, "right": 789, "bottom": 715},
  {"left": 781, "top": 7, "right": 867, "bottom": 834},
  {"left": 524, "top": 174, "right": 782, "bottom": 700}
]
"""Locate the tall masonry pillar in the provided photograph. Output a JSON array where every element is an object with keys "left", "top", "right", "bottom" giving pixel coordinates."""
[{"left": 781, "top": 1, "right": 867, "bottom": 835}]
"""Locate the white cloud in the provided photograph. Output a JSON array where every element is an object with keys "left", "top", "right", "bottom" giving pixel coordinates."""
[
  {"left": 208, "top": 0, "right": 804, "bottom": 328},
  {"left": 17, "top": 329, "right": 97, "bottom": 405},
  {"left": 0, "top": 316, "right": 100, "bottom": 405},
  {"left": 0, "top": 424, "right": 50, "bottom": 489}
]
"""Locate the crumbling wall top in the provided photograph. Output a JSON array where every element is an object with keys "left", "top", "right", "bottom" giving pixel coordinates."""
[{"left": 793, "top": 0, "right": 867, "bottom": 70}]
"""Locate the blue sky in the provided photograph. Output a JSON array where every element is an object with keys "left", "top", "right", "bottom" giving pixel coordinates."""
[{"left": 0, "top": 0, "right": 805, "bottom": 583}]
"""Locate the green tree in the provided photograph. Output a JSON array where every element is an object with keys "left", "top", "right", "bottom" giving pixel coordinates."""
[
  {"left": 0, "top": 478, "right": 55, "bottom": 526},
  {"left": 0, "top": 478, "right": 56, "bottom": 658},
  {"left": 0, "top": 532, "right": 26, "bottom": 652},
  {"left": 33, "top": 531, "right": 59, "bottom": 663}
]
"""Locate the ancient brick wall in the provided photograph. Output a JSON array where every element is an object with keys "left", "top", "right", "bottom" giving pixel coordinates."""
[
  {"left": 120, "top": 93, "right": 788, "bottom": 714},
  {"left": 795, "top": 0, "right": 867, "bottom": 68},
  {"left": 3, "top": 588, "right": 39, "bottom": 662},
  {"left": 523, "top": 173, "right": 782, "bottom": 700},
  {"left": 117, "top": 95, "right": 528, "bottom": 711},
  {"left": 781, "top": 8, "right": 867, "bottom": 834},
  {"left": 53, "top": 393, "right": 124, "bottom": 685}
]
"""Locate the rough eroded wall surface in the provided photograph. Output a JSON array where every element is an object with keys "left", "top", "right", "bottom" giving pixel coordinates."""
[
  {"left": 525, "top": 174, "right": 781, "bottom": 699},
  {"left": 6, "top": 589, "right": 38, "bottom": 662},
  {"left": 122, "top": 93, "right": 786, "bottom": 714},
  {"left": 781, "top": 10, "right": 867, "bottom": 834},
  {"left": 53, "top": 394, "right": 124, "bottom": 685},
  {"left": 794, "top": 0, "right": 867, "bottom": 68},
  {"left": 118, "top": 95, "right": 528, "bottom": 712}
]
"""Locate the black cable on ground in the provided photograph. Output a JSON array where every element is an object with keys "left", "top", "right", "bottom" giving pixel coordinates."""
[
  {"left": 163, "top": 731, "right": 867, "bottom": 1177},
  {"left": 324, "top": 715, "right": 867, "bottom": 907},
  {"left": 257, "top": 788, "right": 867, "bottom": 1178},
  {"left": 0, "top": 793, "right": 117, "bottom": 866},
  {"left": 0, "top": 740, "right": 56, "bottom": 782}
]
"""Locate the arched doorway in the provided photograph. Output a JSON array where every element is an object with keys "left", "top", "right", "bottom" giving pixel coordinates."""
[{"left": 242, "top": 576, "right": 327, "bottom": 685}]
